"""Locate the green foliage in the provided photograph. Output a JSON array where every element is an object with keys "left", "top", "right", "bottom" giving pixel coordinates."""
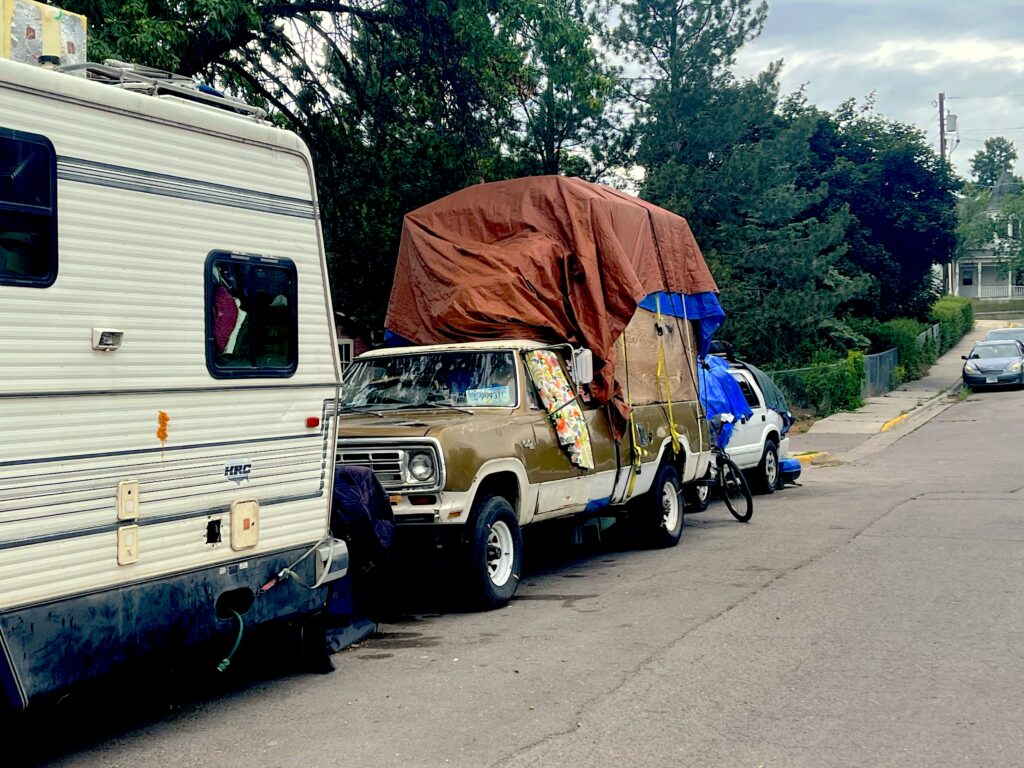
[
  {"left": 64, "top": 0, "right": 964, "bottom": 366},
  {"left": 930, "top": 296, "right": 974, "bottom": 352},
  {"left": 65, "top": 0, "right": 623, "bottom": 333},
  {"left": 768, "top": 351, "right": 863, "bottom": 416},
  {"left": 969, "top": 137, "right": 1020, "bottom": 188},
  {"left": 801, "top": 100, "right": 961, "bottom": 321}
]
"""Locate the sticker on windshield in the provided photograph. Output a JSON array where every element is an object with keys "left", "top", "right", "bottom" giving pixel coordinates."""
[{"left": 465, "top": 386, "right": 511, "bottom": 406}]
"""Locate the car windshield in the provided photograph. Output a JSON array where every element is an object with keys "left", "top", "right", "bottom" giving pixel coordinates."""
[
  {"left": 985, "top": 329, "right": 1024, "bottom": 343},
  {"left": 340, "top": 351, "right": 518, "bottom": 410},
  {"left": 972, "top": 343, "right": 1020, "bottom": 359}
]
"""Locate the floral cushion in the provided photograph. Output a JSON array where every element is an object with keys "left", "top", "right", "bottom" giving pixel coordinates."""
[{"left": 525, "top": 350, "right": 594, "bottom": 470}]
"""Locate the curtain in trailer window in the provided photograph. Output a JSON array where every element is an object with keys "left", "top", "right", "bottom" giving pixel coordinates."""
[
  {"left": 206, "top": 253, "right": 297, "bottom": 378},
  {"left": 0, "top": 129, "right": 57, "bottom": 286}
]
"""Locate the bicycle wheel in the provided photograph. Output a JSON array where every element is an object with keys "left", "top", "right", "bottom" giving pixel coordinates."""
[{"left": 719, "top": 456, "right": 753, "bottom": 522}]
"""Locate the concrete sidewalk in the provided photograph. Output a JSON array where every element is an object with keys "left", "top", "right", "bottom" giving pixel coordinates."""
[{"left": 787, "top": 319, "right": 1012, "bottom": 464}]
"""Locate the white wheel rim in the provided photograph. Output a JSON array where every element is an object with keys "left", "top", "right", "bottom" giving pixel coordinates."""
[
  {"left": 765, "top": 451, "right": 778, "bottom": 486},
  {"left": 697, "top": 483, "right": 709, "bottom": 503},
  {"left": 486, "top": 520, "right": 515, "bottom": 587},
  {"left": 661, "top": 482, "right": 681, "bottom": 533}
]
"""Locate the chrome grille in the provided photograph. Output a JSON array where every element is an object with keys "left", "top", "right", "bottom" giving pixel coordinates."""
[{"left": 336, "top": 449, "right": 403, "bottom": 486}]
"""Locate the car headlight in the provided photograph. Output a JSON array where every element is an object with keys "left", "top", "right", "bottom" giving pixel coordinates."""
[
  {"left": 965, "top": 362, "right": 980, "bottom": 373},
  {"left": 1009, "top": 362, "right": 1023, "bottom": 373},
  {"left": 407, "top": 451, "right": 436, "bottom": 482}
]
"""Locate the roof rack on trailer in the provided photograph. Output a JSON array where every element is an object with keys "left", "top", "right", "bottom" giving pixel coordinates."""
[{"left": 58, "top": 60, "right": 267, "bottom": 120}]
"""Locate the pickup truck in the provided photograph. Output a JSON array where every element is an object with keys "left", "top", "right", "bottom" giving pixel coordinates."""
[{"left": 336, "top": 338, "right": 712, "bottom": 609}]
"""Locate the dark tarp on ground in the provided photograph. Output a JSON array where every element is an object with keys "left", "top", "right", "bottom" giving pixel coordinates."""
[
  {"left": 384, "top": 176, "right": 720, "bottom": 407},
  {"left": 330, "top": 465, "right": 395, "bottom": 575}
]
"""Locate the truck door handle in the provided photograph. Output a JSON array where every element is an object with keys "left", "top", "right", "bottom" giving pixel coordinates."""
[{"left": 761, "top": 414, "right": 765, "bottom": 422}]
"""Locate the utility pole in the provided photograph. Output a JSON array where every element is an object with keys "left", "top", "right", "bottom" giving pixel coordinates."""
[{"left": 938, "top": 91, "right": 946, "bottom": 162}]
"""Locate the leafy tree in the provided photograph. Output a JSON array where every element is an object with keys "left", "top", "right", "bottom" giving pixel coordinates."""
[
  {"left": 64, "top": 0, "right": 622, "bottom": 331},
  {"left": 612, "top": 1, "right": 862, "bottom": 365},
  {"left": 495, "top": 0, "right": 621, "bottom": 178},
  {"left": 643, "top": 78, "right": 865, "bottom": 366},
  {"left": 798, "top": 100, "right": 961, "bottom": 320},
  {"left": 969, "top": 136, "right": 1019, "bottom": 188}
]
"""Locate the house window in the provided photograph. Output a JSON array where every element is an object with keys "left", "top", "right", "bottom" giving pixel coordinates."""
[
  {"left": 338, "top": 339, "right": 354, "bottom": 369},
  {"left": 205, "top": 251, "right": 297, "bottom": 378},
  {"left": 0, "top": 129, "right": 57, "bottom": 287},
  {"left": 962, "top": 266, "right": 974, "bottom": 286}
]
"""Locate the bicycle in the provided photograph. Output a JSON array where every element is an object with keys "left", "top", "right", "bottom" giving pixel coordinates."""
[{"left": 692, "top": 416, "right": 753, "bottom": 523}]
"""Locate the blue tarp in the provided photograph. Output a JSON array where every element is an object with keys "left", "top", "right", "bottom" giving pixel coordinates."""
[
  {"left": 697, "top": 355, "right": 752, "bottom": 449},
  {"left": 637, "top": 291, "right": 725, "bottom": 358}
]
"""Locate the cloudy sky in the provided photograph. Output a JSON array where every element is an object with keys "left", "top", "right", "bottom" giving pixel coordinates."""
[{"left": 733, "top": 0, "right": 1024, "bottom": 180}]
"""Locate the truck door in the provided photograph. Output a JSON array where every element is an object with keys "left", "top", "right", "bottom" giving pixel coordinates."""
[{"left": 519, "top": 351, "right": 614, "bottom": 516}]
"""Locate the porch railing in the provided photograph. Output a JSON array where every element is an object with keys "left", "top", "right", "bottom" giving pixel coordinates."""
[{"left": 978, "top": 285, "right": 1024, "bottom": 298}]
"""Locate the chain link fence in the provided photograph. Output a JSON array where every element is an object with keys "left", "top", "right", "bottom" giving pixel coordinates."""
[{"left": 862, "top": 348, "right": 899, "bottom": 398}]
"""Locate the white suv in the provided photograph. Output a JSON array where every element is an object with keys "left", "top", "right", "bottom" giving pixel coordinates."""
[{"left": 725, "top": 362, "right": 791, "bottom": 494}]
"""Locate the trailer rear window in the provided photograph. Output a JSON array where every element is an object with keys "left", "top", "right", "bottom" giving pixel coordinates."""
[
  {"left": 0, "top": 129, "right": 57, "bottom": 287},
  {"left": 205, "top": 252, "right": 298, "bottom": 378}
]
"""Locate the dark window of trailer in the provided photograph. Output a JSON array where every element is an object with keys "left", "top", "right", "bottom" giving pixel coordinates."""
[
  {"left": 0, "top": 129, "right": 57, "bottom": 287},
  {"left": 205, "top": 252, "right": 298, "bottom": 378}
]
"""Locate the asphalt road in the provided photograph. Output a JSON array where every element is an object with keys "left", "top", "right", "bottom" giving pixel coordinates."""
[{"left": 12, "top": 387, "right": 1024, "bottom": 767}]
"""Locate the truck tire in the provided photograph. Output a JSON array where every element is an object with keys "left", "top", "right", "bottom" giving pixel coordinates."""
[
  {"left": 635, "top": 463, "right": 684, "bottom": 548},
  {"left": 466, "top": 495, "right": 522, "bottom": 610},
  {"left": 752, "top": 439, "right": 779, "bottom": 495}
]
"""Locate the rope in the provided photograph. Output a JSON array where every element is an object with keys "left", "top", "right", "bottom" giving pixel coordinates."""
[
  {"left": 645, "top": 211, "right": 707, "bottom": 459},
  {"left": 655, "top": 293, "right": 681, "bottom": 455},
  {"left": 620, "top": 334, "right": 645, "bottom": 498}
]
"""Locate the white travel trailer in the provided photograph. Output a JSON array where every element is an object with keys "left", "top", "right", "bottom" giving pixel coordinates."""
[{"left": 0, "top": 57, "right": 345, "bottom": 713}]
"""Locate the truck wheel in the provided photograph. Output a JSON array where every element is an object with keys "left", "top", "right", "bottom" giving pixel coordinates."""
[
  {"left": 636, "top": 463, "right": 684, "bottom": 548},
  {"left": 466, "top": 495, "right": 522, "bottom": 610},
  {"left": 752, "top": 439, "right": 779, "bottom": 495}
]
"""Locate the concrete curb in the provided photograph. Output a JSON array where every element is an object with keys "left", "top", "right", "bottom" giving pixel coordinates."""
[{"left": 791, "top": 451, "right": 834, "bottom": 466}]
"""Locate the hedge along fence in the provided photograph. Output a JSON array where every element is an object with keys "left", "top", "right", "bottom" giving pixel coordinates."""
[
  {"left": 931, "top": 296, "right": 974, "bottom": 353},
  {"left": 764, "top": 297, "right": 973, "bottom": 417},
  {"left": 766, "top": 351, "right": 864, "bottom": 417}
]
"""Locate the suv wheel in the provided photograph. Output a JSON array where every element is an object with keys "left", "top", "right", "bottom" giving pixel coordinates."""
[
  {"left": 753, "top": 439, "right": 779, "bottom": 495},
  {"left": 466, "top": 495, "right": 522, "bottom": 610}
]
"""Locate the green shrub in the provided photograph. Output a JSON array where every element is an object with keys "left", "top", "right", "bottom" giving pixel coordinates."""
[
  {"left": 769, "top": 351, "right": 863, "bottom": 417},
  {"left": 879, "top": 318, "right": 927, "bottom": 379},
  {"left": 930, "top": 296, "right": 973, "bottom": 352}
]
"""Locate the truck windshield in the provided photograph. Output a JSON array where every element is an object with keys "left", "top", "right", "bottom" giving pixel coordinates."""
[{"left": 340, "top": 351, "right": 518, "bottom": 409}]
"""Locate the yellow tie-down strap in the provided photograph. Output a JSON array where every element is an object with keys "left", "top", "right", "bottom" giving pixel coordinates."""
[{"left": 655, "top": 294, "right": 682, "bottom": 455}]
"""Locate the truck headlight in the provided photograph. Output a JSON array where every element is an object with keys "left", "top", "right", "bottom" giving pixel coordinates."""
[{"left": 408, "top": 451, "right": 436, "bottom": 482}]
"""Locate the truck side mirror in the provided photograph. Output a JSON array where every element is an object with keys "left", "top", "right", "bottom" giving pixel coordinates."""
[{"left": 572, "top": 348, "right": 594, "bottom": 385}]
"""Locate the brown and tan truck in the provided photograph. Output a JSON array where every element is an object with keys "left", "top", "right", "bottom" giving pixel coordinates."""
[{"left": 337, "top": 176, "right": 723, "bottom": 608}]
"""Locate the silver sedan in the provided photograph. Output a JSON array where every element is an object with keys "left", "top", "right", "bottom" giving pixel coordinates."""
[{"left": 962, "top": 340, "right": 1024, "bottom": 389}]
